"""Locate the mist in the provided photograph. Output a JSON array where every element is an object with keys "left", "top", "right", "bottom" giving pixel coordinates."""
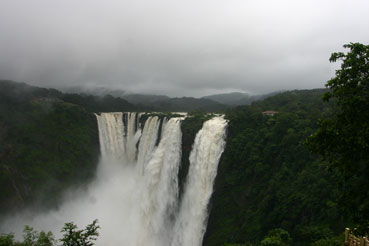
[{"left": 1, "top": 158, "right": 141, "bottom": 245}]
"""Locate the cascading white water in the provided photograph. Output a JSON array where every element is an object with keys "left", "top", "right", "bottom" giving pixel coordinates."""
[
  {"left": 94, "top": 113, "right": 227, "bottom": 246},
  {"left": 95, "top": 112, "right": 141, "bottom": 163},
  {"left": 95, "top": 112, "right": 125, "bottom": 160},
  {"left": 125, "top": 112, "right": 141, "bottom": 163},
  {"left": 136, "top": 116, "right": 161, "bottom": 175},
  {"left": 137, "top": 117, "right": 182, "bottom": 246},
  {"left": 95, "top": 113, "right": 184, "bottom": 246},
  {"left": 1, "top": 112, "right": 227, "bottom": 246},
  {"left": 171, "top": 116, "right": 228, "bottom": 246}
]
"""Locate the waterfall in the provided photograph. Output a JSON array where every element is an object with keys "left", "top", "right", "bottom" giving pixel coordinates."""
[
  {"left": 1, "top": 112, "right": 227, "bottom": 246},
  {"left": 136, "top": 116, "right": 161, "bottom": 175},
  {"left": 95, "top": 112, "right": 141, "bottom": 163},
  {"left": 171, "top": 116, "right": 228, "bottom": 246},
  {"left": 95, "top": 112, "right": 125, "bottom": 160},
  {"left": 125, "top": 112, "right": 141, "bottom": 163},
  {"left": 95, "top": 113, "right": 227, "bottom": 246},
  {"left": 137, "top": 117, "right": 182, "bottom": 246}
]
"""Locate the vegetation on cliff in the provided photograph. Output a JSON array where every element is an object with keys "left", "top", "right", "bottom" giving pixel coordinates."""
[
  {"left": 204, "top": 89, "right": 347, "bottom": 246},
  {"left": 0, "top": 81, "right": 99, "bottom": 212}
]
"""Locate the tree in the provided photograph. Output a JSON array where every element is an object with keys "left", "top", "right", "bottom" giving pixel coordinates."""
[
  {"left": 308, "top": 43, "right": 369, "bottom": 234},
  {"left": 0, "top": 220, "right": 99, "bottom": 246},
  {"left": 0, "top": 233, "right": 15, "bottom": 246},
  {"left": 60, "top": 220, "right": 99, "bottom": 246},
  {"left": 22, "top": 226, "right": 54, "bottom": 246},
  {"left": 0, "top": 226, "right": 54, "bottom": 246}
]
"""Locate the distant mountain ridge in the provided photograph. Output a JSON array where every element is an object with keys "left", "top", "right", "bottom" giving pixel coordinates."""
[
  {"left": 2, "top": 81, "right": 229, "bottom": 112},
  {"left": 0, "top": 80, "right": 136, "bottom": 113},
  {"left": 60, "top": 85, "right": 277, "bottom": 110},
  {"left": 62, "top": 86, "right": 128, "bottom": 98},
  {"left": 202, "top": 91, "right": 280, "bottom": 105},
  {"left": 152, "top": 97, "right": 228, "bottom": 112},
  {"left": 61, "top": 85, "right": 229, "bottom": 112},
  {"left": 122, "top": 94, "right": 170, "bottom": 105}
]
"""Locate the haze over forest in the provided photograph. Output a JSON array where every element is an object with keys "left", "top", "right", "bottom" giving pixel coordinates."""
[{"left": 1, "top": 0, "right": 369, "bottom": 97}]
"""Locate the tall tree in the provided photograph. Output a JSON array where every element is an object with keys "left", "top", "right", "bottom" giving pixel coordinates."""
[{"left": 308, "top": 43, "right": 369, "bottom": 234}]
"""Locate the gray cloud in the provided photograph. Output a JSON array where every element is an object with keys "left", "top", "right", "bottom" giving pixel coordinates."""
[{"left": 0, "top": 0, "right": 369, "bottom": 97}]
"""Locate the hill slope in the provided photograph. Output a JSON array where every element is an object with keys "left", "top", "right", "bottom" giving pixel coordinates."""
[{"left": 204, "top": 89, "right": 347, "bottom": 246}]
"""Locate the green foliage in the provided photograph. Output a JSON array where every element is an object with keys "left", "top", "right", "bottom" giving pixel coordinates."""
[
  {"left": 308, "top": 43, "right": 369, "bottom": 234},
  {"left": 35, "top": 232, "right": 54, "bottom": 246},
  {"left": 204, "top": 90, "right": 347, "bottom": 246},
  {"left": 0, "top": 81, "right": 103, "bottom": 212},
  {"left": 0, "top": 233, "right": 15, "bottom": 246},
  {"left": 60, "top": 220, "right": 99, "bottom": 246},
  {"left": 294, "top": 225, "right": 334, "bottom": 246},
  {"left": 223, "top": 243, "right": 252, "bottom": 246},
  {"left": 0, "top": 221, "right": 98, "bottom": 246},
  {"left": 22, "top": 226, "right": 38, "bottom": 246},
  {"left": 22, "top": 226, "right": 54, "bottom": 246},
  {"left": 0, "top": 226, "right": 54, "bottom": 246},
  {"left": 0, "top": 100, "right": 100, "bottom": 210},
  {"left": 260, "top": 229, "right": 291, "bottom": 246},
  {"left": 311, "top": 236, "right": 342, "bottom": 246}
]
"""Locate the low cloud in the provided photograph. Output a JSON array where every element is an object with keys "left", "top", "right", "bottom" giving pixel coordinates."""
[{"left": 0, "top": 0, "right": 368, "bottom": 97}]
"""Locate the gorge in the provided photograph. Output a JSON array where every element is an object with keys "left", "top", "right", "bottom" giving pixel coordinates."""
[
  {"left": 1, "top": 112, "right": 228, "bottom": 246},
  {"left": 0, "top": 81, "right": 353, "bottom": 245}
]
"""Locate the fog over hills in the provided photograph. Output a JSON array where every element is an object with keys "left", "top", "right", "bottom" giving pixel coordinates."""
[
  {"left": 1, "top": 80, "right": 231, "bottom": 112},
  {"left": 202, "top": 92, "right": 281, "bottom": 105},
  {"left": 60, "top": 85, "right": 276, "bottom": 110},
  {"left": 63, "top": 85, "right": 231, "bottom": 112}
]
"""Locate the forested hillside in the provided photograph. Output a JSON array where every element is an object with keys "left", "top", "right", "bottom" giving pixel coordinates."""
[{"left": 204, "top": 89, "right": 348, "bottom": 246}]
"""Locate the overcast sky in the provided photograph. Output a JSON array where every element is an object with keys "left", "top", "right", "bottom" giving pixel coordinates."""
[{"left": 0, "top": 0, "right": 368, "bottom": 97}]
